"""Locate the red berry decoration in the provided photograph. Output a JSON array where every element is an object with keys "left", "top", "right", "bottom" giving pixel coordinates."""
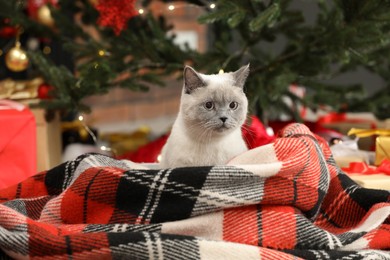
[
  {"left": 0, "top": 26, "right": 18, "bottom": 38},
  {"left": 38, "top": 83, "right": 54, "bottom": 99},
  {"left": 95, "top": 0, "right": 138, "bottom": 35}
]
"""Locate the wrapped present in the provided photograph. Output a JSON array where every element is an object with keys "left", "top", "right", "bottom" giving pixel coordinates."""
[
  {"left": 376, "top": 136, "right": 390, "bottom": 166},
  {"left": 318, "top": 112, "right": 377, "bottom": 150},
  {"left": 342, "top": 160, "right": 390, "bottom": 190},
  {"left": 0, "top": 100, "right": 36, "bottom": 189},
  {"left": 330, "top": 138, "right": 375, "bottom": 167},
  {"left": 348, "top": 128, "right": 390, "bottom": 165},
  {"left": 100, "top": 126, "right": 150, "bottom": 156}
]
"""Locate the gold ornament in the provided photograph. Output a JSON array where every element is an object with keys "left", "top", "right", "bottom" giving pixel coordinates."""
[
  {"left": 37, "top": 5, "right": 55, "bottom": 27},
  {"left": 0, "top": 77, "right": 43, "bottom": 99},
  {"left": 5, "top": 41, "right": 29, "bottom": 72},
  {"left": 88, "top": 0, "right": 99, "bottom": 6}
]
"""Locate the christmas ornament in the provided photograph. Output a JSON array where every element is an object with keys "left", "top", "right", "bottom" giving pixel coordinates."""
[
  {"left": 0, "top": 18, "right": 17, "bottom": 38},
  {"left": 37, "top": 5, "right": 55, "bottom": 27},
  {"left": 5, "top": 39, "right": 29, "bottom": 72},
  {"left": 88, "top": 0, "right": 99, "bottom": 6},
  {"left": 27, "top": 0, "right": 57, "bottom": 27},
  {"left": 95, "top": 0, "right": 138, "bottom": 35},
  {"left": 0, "top": 77, "right": 43, "bottom": 99},
  {"left": 0, "top": 26, "right": 18, "bottom": 38},
  {"left": 37, "top": 83, "right": 54, "bottom": 99}
]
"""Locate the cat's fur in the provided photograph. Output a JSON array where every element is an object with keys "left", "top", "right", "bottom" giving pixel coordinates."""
[{"left": 160, "top": 64, "right": 250, "bottom": 168}]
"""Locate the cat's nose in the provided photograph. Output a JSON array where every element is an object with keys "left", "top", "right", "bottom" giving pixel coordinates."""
[{"left": 219, "top": 117, "right": 227, "bottom": 123}]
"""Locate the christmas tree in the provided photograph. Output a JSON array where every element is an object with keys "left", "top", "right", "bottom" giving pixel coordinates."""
[{"left": 0, "top": 0, "right": 389, "bottom": 121}]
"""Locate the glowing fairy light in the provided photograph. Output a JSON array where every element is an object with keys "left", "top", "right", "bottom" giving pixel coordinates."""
[
  {"left": 138, "top": 8, "right": 144, "bottom": 14},
  {"left": 73, "top": 114, "right": 115, "bottom": 155},
  {"left": 168, "top": 5, "right": 175, "bottom": 11},
  {"left": 210, "top": 3, "right": 216, "bottom": 9},
  {"left": 43, "top": 46, "right": 51, "bottom": 55},
  {"left": 218, "top": 69, "right": 224, "bottom": 74}
]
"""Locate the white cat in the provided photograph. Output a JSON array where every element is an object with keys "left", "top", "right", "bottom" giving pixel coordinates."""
[{"left": 160, "top": 65, "right": 249, "bottom": 168}]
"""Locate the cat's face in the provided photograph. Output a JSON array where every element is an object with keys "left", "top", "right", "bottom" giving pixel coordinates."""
[{"left": 180, "top": 65, "right": 249, "bottom": 137}]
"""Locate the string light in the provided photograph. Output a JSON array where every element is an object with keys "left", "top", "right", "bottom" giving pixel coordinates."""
[
  {"left": 218, "top": 69, "right": 224, "bottom": 74},
  {"left": 43, "top": 46, "right": 51, "bottom": 55},
  {"left": 77, "top": 114, "right": 115, "bottom": 154},
  {"left": 209, "top": 3, "right": 216, "bottom": 9},
  {"left": 100, "top": 145, "right": 109, "bottom": 151},
  {"left": 135, "top": 2, "right": 206, "bottom": 15},
  {"left": 98, "top": 50, "right": 105, "bottom": 56},
  {"left": 266, "top": 127, "right": 274, "bottom": 137}
]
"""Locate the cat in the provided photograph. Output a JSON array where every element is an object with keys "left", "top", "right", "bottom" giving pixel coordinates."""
[{"left": 159, "top": 64, "right": 250, "bottom": 168}]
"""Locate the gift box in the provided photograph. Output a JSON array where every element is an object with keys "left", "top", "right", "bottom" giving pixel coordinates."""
[
  {"left": 348, "top": 173, "right": 390, "bottom": 190},
  {"left": 0, "top": 100, "right": 36, "bottom": 189},
  {"left": 31, "top": 107, "right": 61, "bottom": 172},
  {"left": 348, "top": 128, "right": 390, "bottom": 165},
  {"left": 318, "top": 112, "right": 377, "bottom": 150},
  {"left": 342, "top": 160, "right": 390, "bottom": 190},
  {"left": 375, "top": 136, "right": 390, "bottom": 165}
]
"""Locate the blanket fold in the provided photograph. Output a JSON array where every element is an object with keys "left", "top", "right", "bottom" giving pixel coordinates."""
[{"left": 0, "top": 123, "right": 389, "bottom": 259}]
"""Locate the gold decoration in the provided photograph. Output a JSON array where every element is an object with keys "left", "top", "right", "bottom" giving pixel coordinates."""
[
  {"left": 0, "top": 77, "right": 44, "bottom": 100},
  {"left": 348, "top": 128, "right": 390, "bottom": 138},
  {"left": 5, "top": 41, "right": 29, "bottom": 72},
  {"left": 37, "top": 5, "right": 55, "bottom": 27},
  {"left": 348, "top": 128, "right": 390, "bottom": 165},
  {"left": 62, "top": 121, "right": 90, "bottom": 141},
  {"left": 98, "top": 50, "right": 105, "bottom": 56},
  {"left": 88, "top": 0, "right": 99, "bottom": 6},
  {"left": 43, "top": 46, "right": 51, "bottom": 55},
  {"left": 100, "top": 126, "right": 150, "bottom": 155},
  {"left": 376, "top": 136, "right": 390, "bottom": 165}
]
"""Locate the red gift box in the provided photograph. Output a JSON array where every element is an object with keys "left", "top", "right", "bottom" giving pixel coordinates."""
[{"left": 0, "top": 100, "right": 36, "bottom": 189}]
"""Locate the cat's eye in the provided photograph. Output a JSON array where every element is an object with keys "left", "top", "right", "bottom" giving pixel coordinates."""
[
  {"left": 204, "top": 101, "right": 214, "bottom": 110},
  {"left": 229, "top": 101, "right": 238, "bottom": 110}
]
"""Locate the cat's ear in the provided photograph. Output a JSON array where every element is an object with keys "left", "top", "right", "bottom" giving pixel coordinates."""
[
  {"left": 232, "top": 64, "right": 250, "bottom": 89},
  {"left": 184, "top": 66, "right": 205, "bottom": 94}
]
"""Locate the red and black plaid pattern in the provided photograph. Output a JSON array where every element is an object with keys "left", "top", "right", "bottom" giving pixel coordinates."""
[{"left": 0, "top": 123, "right": 389, "bottom": 259}]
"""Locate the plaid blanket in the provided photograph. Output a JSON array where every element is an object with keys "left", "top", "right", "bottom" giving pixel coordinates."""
[{"left": 0, "top": 123, "right": 389, "bottom": 259}]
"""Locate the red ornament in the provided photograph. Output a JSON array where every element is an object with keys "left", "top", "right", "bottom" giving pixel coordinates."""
[
  {"left": 0, "top": 19, "right": 18, "bottom": 38},
  {"left": 37, "top": 83, "right": 54, "bottom": 99},
  {"left": 0, "top": 26, "right": 18, "bottom": 38},
  {"left": 95, "top": 0, "right": 138, "bottom": 35}
]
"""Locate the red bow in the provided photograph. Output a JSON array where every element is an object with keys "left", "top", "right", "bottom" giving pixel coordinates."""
[{"left": 342, "top": 159, "right": 390, "bottom": 175}]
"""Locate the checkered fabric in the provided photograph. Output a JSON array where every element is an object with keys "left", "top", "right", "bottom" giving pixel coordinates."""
[{"left": 0, "top": 123, "right": 389, "bottom": 259}]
